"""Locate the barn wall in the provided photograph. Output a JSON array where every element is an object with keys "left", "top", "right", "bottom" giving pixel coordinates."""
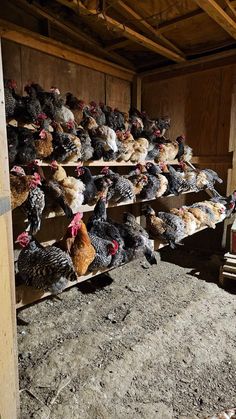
[
  {"left": 142, "top": 64, "right": 235, "bottom": 194},
  {"left": 2, "top": 39, "right": 131, "bottom": 111}
]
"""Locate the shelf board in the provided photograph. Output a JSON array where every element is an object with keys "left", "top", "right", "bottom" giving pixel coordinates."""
[
  {"left": 15, "top": 218, "right": 223, "bottom": 309},
  {"left": 12, "top": 190, "right": 196, "bottom": 221}
]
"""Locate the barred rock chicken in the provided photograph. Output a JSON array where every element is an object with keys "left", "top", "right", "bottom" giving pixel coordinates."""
[
  {"left": 88, "top": 234, "right": 119, "bottom": 271},
  {"left": 170, "top": 207, "right": 198, "bottom": 236},
  {"left": 145, "top": 206, "right": 185, "bottom": 248},
  {"left": 145, "top": 162, "right": 168, "bottom": 197},
  {"left": 10, "top": 166, "right": 41, "bottom": 210},
  {"left": 128, "top": 173, "right": 148, "bottom": 196},
  {"left": 16, "top": 232, "right": 77, "bottom": 294},
  {"left": 101, "top": 167, "right": 134, "bottom": 203},
  {"left": 22, "top": 84, "right": 42, "bottom": 122},
  {"left": 25, "top": 83, "right": 59, "bottom": 120},
  {"left": 140, "top": 169, "right": 161, "bottom": 200},
  {"left": 116, "top": 212, "right": 157, "bottom": 264},
  {"left": 50, "top": 161, "right": 85, "bottom": 213},
  {"left": 57, "top": 213, "right": 96, "bottom": 276},
  {"left": 87, "top": 197, "right": 126, "bottom": 267},
  {"left": 51, "top": 131, "right": 79, "bottom": 163},
  {"left": 5, "top": 79, "right": 18, "bottom": 119},
  {"left": 76, "top": 166, "right": 98, "bottom": 205},
  {"left": 76, "top": 127, "right": 94, "bottom": 161},
  {"left": 160, "top": 163, "right": 188, "bottom": 195},
  {"left": 22, "top": 181, "right": 45, "bottom": 234}
]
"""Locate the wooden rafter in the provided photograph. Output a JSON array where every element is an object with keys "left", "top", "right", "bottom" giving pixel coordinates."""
[
  {"left": 54, "top": 0, "right": 186, "bottom": 62},
  {"left": 111, "top": 0, "right": 185, "bottom": 56},
  {"left": 12, "top": 0, "right": 134, "bottom": 69},
  {"left": 105, "top": 39, "right": 131, "bottom": 51},
  {"left": 0, "top": 19, "right": 135, "bottom": 81},
  {"left": 194, "top": 0, "right": 236, "bottom": 39}
]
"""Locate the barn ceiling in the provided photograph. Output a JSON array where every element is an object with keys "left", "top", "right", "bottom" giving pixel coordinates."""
[{"left": 1, "top": 0, "right": 236, "bottom": 72}]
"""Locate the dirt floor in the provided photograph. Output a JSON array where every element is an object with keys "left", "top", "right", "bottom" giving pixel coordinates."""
[{"left": 17, "top": 246, "right": 236, "bottom": 419}]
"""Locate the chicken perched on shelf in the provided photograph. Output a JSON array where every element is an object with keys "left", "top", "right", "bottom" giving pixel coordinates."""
[
  {"left": 186, "top": 203, "right": 216, "bottom": 229},
  {"left": 65, "top": 93, "right": 85, "bottom": 125},
  {"left": 116, "top": 130, "right": 135, "bottom": 162},
  {"left": 197, "top": 200, "right": 226, "bottom": 223},
  {"left": 76, "top": 166, "right": 98, "bottom": 205},
  {"left": 91, "top": 125, "right": 118, "bottom": 161},
  {"left": 51, "top": 131, "right": 79, "bottom": 163},
  {"left": 57, "top": 213, "right": 96, "bottom": 276},
  {"left": 34, "top": 128, "right": 53, "bottom": 159},
  {"left": 76, "top": 127, "right": 94, "bottom": 161},
  {"left": 145, "top": 206, "right": 185, "bottom": 248},
  {"left": 170, "top": 207, "right": 198, "bottom": 236},
  {"left": 116, "top": 212, "right": 157, "bottom": 264},
  {"left": 15, "top": 127, "right": 37, "bottom": 164},
  {"left": 50, "top": 161, "right": 85, "bottom": 213},
  {"left": 160, "top": 163, "right": 189, "bottom": 195},
  {"left": 129, "top": 115, "right": 144, "bottom": 139},
  {"left": 195, "top": 168, "right": 223, "bottom": 194},
  {"left": 212, "top": 190, "right": 236, "bottom": 217},
  {"left": 7, "top": 125, "right": 19, "bottom": 164},
  {"left": 10, "top": 166, "right": 42, "bottom": 210},
  {"left": 130, "top": 137, "right": 149, "bottom": 162},
  {"left": 145, "top": 162, "right": 168, "bottom": 197},
  {"left": 16, "top": 231, "right": 77, "bottom": 294},
  {"left": 85, "top": 101, "right": 106, "bottom": 126},
  {"left": 4, "top": 79, "right": 17, "bottom": 119},
  {"left": 127, "top": 171, "right": 149, "bottom": 196},
  {"left": 21, "top": 178, "right": 45, "bottom": 235},
  {"left": 101, "top": 167, "right": 134, "bottom": 203}
]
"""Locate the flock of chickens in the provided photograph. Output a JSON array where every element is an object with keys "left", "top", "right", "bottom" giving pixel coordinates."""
[{"left": 5, "top": 80, "right": 236, "bottom": 295}]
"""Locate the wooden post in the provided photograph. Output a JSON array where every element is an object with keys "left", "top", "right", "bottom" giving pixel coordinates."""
[{"left": 0, "top": 38, "right": 19, "bottom": 419}]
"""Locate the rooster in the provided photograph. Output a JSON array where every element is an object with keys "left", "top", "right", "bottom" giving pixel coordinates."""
[
  {"left": 16, "top": 231, "right": 77, "bottom": 294},
  {"left": 57, "top": 213, "right": 96, "bottom": 276}
]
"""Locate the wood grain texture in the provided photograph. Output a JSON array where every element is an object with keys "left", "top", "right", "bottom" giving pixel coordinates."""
[
  {"left": 0, "top": 39, "right": 19, "bottom": 419},
  {"left": 106, "top": 75, "right": 131, "bottom": 112}
]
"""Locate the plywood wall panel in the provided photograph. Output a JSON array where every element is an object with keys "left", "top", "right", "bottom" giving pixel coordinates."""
[
  {"left": 106, "top": 75, "right": 131, "bottom": 112},
  {"left": 2, "top": 40, "right": 22, "bottom": 90}
]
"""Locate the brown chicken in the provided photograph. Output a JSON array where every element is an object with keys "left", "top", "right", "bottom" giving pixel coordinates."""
[
  {"left": 130, "top": 138, "right": 149, "bottom": 162},
  {"left": 196, "top": 201, "right": 226, "bottom": 223},
  {"left": 117, "top": 130, "right": 135, "bottom": 162},
  {"left": 34, "top": 129, "right": 53, "bottom": 159},
  {"left": 10, "top": 166, "right": 41, "bottom": 210},
  {"left": 57, "top": 213, "right": 96, "bottom": 276},
  {"left": 170, "top": 207, "right": 198, "bottom": 235},
  {"left": 131, "top": 174, "right": 149, "bottom": 196},
  {"left": 184, "top": 206, "right": 216, "bottom": 229},
  {"left": 156, "top": 140, "right": 179, "bottom": 162}
]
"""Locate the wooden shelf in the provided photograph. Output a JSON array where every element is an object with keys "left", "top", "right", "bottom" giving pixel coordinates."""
[
  {"left": 15, "top": 219, "right": 223, "bottom": 309},
  {"left": 12, "top": 190, "right": 196, "bottom": 222}
]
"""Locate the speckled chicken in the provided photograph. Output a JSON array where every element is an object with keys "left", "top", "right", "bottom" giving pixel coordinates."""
[
  {"left": 22, "top": 182, "right": 45, "bottom": 234},
  {"left": 76, "top": 127, "right": 94, "bottom": 161},
  {"left": 91, "top": 125, "right": 118, "bottom": 161},
  {"left": 10, "top": 166, "right": 41, "bottom": 210},
  {"left": 145, "top": 206, "right": 185, "bottom": 248},
  {"left": 101, "top": 167, "right": 134, "bottom": 203},
  {"left": 145, "top": 162, "right": 168, "bottom": 197},
  {"left": 116, "top": 212, "right": 157, "bottom": 264},
  {"left": 51, "top": 131, "right": 79, "bottom": 163},
  {"left": 4, "top": 79, "right": 17, "bottom": 119},
  {"left": 16, "top": 232, "right": 77, "bottom": 294},
  {"left": 195, "top": 168, "right": 223, "bottom": 194}
]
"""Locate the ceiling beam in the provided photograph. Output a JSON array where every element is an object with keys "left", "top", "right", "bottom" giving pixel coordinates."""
[
  {"left": 55, "top": 0, "right": 186, "bottom": 62},
  {"left": 0, "top": 19, "right": 135, "bottom": 81},
  {"left": 194, "top": 0, "right": 236, "bottom": 39},
  {"left": 12, "top": 0, "right": 134, "bottom": 69},
  {"left": 105, "top": 39, "right": 132, "bottom": 51},
  {"left": 112, "top": 0, "right": 185, "bottom": 56}
]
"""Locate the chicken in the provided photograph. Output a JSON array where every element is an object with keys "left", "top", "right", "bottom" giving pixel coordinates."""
[
  {"left": 7, "top": 125, "right": 19, "bottom": 164},
  {"left": 51, "top": 131, "right": 79, "bottom": 163},
  {"left": 4, "top": 79, "right": 17, "bottom": 119},
  {"left": 186, "top": 204, "right": 216, "bottom": 229},
  {"left": 212, "top": 190, "right": 236, "bottom": 217},
  {"left": 160, "top": 163, "right": 188, "bottom": 195},
  {"left": 130, "top": 138, "right": 149, "bottom": 162},
  {"left": 10, "top": 166, "right": 41, "bottom": 210},
  {"left": 16, "top": 127, "right": 37, "bottom": 164},
  {"left": 76, "top": 127, "right": 94, "bottom": 161},
  {"left": 50, "top": 161, "right": 85, "bottom": 213},
  {"left": 88, "top": 234, "right": 119, "bottom": 271},
  {"left": 116, "top": 212, "right": 157, "bottom": 264},
  {"left": 50, "top": 88, "right": 75, "bottom": 125},
  {"left": 76, "top": 166, "right": 98, "bottom": 205},
  {"left": 170, "top": 207, "right": 198, "bottom": 236},
  {"left": 22, "top": 84, "right": 42, "bottom": 122},
  {"left": 139, "top": 170, "right": 161, "bottom": 200},
  {"left": 195, "top": 168, "right": 223, "bottom": 195},
  {"left": 156, "top": 140, "right": 179, "bottom": 162},
  {"left": 25, "top": 83, "right": 58, "bottom": 120},
  {"left": 57, "top": 213, "right": 96, "bottom": 276},
  {"left": 128, "top": 173, "right": 148, "bottom": 196},
  {"left": 31, "top": 161, "right": 73, "bottom": 219},
  {"left": 145, "top": 206, "right": 185, "bottom": 248},
  {"left": 16, "top": 231, "right": 77, "bottom": 294},
  {"left": 196, "top": 200, "right": 226, "bottom": 223},
  {"left": 101, "top": 167, "right": 134, "bottom": 203},
  {"left": 34, "top": 128, "right": 53, "bottom": 159},
  {"left": 145, "top": 162, "right": 168, "bottom": 197},
  {"left": 65, "top": 93, "right": 85, "bottom": 125},
  {"left": 91, "top": 125, "right": 118, "bottom": 161},
  {"left": 86, "top": 101, "right": 106, "bottom": 126},
  {"left": 130, "top": 116, "right": 144, "bottom": 139},
  {"left": 22, "top": 182, "right": 45, "bottom": 234},
  {"left": 116, "top": 130, "right": 135, "bottom": 162},
  {"left": 82, "top": 116, "right": 98, "bottom": 131}
]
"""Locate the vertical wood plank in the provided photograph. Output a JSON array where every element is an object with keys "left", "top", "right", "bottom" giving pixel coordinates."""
[
  {"left": 0, "top": 38, "right": 19, "bottom": 419},
  {"left": 106, "top": 75, "right": 131, "bottom": 112},
  {"left": 132, "top": 75, "right": 141, "bottom": 110}
]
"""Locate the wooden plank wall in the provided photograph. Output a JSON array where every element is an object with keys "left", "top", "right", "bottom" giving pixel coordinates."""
[
  {"left": 142, "top": 65, "right": 234, "bottom": 195},
  {"left": 2, "top": 39, "right": 131, "bottom": 111}
]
